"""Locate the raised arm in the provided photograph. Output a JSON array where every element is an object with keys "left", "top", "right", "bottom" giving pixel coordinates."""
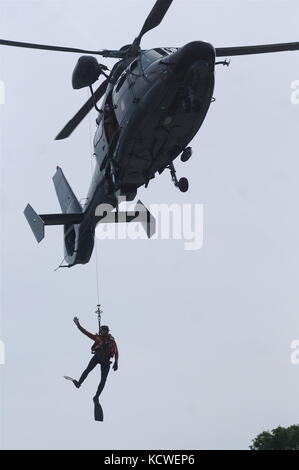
[{"left": 73, "top": 317, "right": 97, "bottom": 341}]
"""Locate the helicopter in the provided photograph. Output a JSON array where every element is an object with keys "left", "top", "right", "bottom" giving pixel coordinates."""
[{"left": 1, "top": 0, "right": 299, "bottom": 267}]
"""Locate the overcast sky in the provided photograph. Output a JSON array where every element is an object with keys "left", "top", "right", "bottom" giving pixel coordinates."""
[{"left": 0, "top": 0, "right": 299, "bottom": 450}]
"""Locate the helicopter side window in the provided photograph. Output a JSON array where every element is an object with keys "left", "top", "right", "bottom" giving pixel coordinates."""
[
  {"left": 115, "top": 60, "right": 138, "bottom": 93},
  {"left": 115, "top": 72, "right": 127, "bottom": 93}
]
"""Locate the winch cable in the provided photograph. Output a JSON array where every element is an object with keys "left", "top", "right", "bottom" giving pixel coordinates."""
[{"left": 88, "top": 94, "right": 101, "bottom": 306}]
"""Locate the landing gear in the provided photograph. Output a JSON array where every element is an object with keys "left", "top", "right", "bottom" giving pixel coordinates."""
[
  {"left": 181, "top": 147, "right": 192, "bottom": 163},
  {"left": 178, "top": 177, "right": 189, "bottom": 193},
  {"left": 168, "top": 162, "right": 189, "bottom": 193}
]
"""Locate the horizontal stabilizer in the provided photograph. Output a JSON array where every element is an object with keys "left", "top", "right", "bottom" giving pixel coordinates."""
[
  {"left": 24, "top": 204, "right": 84, "bottom": 243},
  {"left": 94, "top": 199, "right": 156, "bottom": 238},
  {"left": 135, "top": 200, "right": 156, "bottom": 238}
]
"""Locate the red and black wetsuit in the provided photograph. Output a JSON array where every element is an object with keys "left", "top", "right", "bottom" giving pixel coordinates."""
[{"left": 77, "top": 324, "right": 119, "bottom": 398}]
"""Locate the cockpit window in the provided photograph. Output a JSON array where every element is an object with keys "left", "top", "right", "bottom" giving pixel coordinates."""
[
  {"left": 154, "top": 48, "right": 168, "bottom": 56},
  {"left": 163, "top": 47, "right": 178, "bottom": 54},
  {"left": 141, "top": 49, "right": 164, "bottom": 69}
]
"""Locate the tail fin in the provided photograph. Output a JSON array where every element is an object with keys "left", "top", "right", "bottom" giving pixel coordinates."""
[
  {"left": 52, "top": 166, "right": 82, "bottom": 214},
  {"left": 24, "top": 167, "right": 83, "bottom": 243},
  {"left": 24, "top": 204, "right": 45, "bottom": 243}
]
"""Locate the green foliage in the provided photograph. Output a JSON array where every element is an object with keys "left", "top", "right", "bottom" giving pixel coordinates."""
[{"left": 250, "top": 425, "right": 299, "bottom": 450}]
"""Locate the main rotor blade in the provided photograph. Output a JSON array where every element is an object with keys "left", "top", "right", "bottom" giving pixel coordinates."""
[
  {"left": 216, "top": 41, "right": 299, "bottom": 57},
  {"left": 137, "top": 0, "right": 173, "bottom": 42},
  {"left": 55, "top": 79, "right": 108, "bottom": 141},
  {"left": 0, "top": 39, "right": 124, "bottom": 58}
]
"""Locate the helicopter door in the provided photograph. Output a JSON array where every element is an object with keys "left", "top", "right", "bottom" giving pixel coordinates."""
[{"left": 103, "top": 92, "right": 118, "bottom": 143}]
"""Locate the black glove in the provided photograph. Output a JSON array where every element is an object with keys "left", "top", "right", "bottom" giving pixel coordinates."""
[{"left": 113, "top": 362, "right": 118, "bottom": 371}]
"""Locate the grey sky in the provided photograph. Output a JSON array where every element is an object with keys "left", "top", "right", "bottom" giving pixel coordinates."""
[{"left": 0, "top": 0, "right": 299, "bottom": 450}]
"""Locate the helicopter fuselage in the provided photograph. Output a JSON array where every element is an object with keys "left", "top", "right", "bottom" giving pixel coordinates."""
[{"left": 64, "top": 41, "right": 216, "bottom": 266}]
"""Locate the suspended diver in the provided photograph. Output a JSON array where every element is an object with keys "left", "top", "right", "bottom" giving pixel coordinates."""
[{"left": 64, "top": 317, "right": 119, "bottom": 421}]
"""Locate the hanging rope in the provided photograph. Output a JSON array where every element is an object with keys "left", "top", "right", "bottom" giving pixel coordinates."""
[
  {"left": 94, "top": 242, "right": 100, "bottom": 306},
  {"left": 87, "top": 92, "right": 101, "bottom": 305}
]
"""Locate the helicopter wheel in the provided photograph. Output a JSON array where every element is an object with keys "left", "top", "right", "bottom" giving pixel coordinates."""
[
  {"left": 178, "top": 177, "right": 189, "bottom": 193},
  {"left": 181, "top": 147, "right": 192, "bottom": 162}
]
